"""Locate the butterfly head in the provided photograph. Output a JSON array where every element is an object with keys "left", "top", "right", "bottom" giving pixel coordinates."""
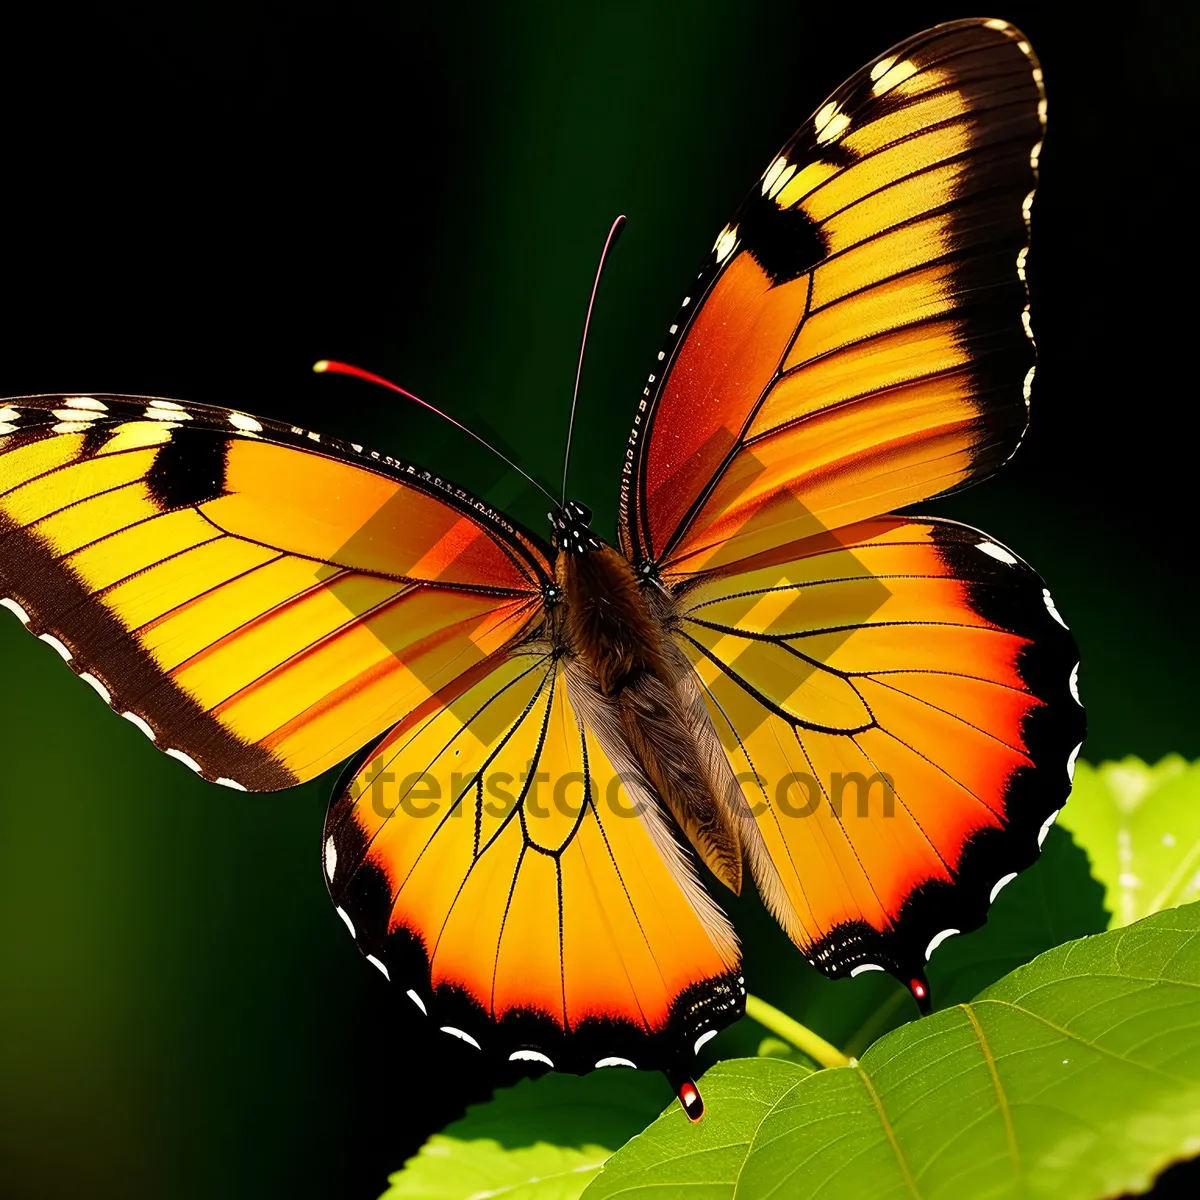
[{"left": 549, "top": 500, "right": 604, "bottom": 554}]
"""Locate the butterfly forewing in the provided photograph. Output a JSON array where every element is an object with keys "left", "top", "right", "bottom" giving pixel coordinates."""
[
  {"left": 0, "top": 394, "right": 550, "bottom": 789},
  {"left": 620, "top": 18, "right": 1045, "bottom": 576}
]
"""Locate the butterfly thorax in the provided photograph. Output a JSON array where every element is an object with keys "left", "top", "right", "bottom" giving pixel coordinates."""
[{"left": 552, "top": 502, "right": 668, "bottom": 695}]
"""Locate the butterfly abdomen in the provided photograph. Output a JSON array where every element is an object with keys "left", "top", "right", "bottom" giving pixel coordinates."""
[{"left": 557, "top": 544, "right": 744, "bottom": 893}]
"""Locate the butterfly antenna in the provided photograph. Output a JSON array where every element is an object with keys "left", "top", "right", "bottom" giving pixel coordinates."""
[
  {"left": 313, "top": 359, "right": 558, "bottom": 505},
  {"left": 561, "top": 214, "right": 627, "bottom": 504}
]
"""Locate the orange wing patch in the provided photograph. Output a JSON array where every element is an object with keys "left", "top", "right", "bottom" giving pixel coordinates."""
[
  {"left": 323, "top": 647, "right": 743, "bottom": 1074},
  {"left": 0, "top": 395, "right": 551, "bottom": 789}
]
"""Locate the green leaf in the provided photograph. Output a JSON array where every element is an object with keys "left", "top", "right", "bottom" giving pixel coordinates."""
[
  {"left": 585, "top": 902, "right": 1200, "bottom": 1200},
  {"left": 581, "top": 1058, "right": 813, "bottom": 1200},
  {"left": 382, "top": 1070, "right": 667, "bottom": 1200},
  {"left": 1058, "top": 755, "right": 1200, "bottom": 927}
]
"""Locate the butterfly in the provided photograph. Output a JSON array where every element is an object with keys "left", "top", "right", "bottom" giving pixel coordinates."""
[{"left": 0, "top": 17, "right": 1082, "bottom": 1119}]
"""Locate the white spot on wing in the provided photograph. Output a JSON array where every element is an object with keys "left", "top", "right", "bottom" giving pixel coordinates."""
[
  {"left": 52, "top": 421, "right": 95, "bottom": 434},
  {"left": 761, "top": 156, "right": 788, "bottom": 196},
  {"left": 1, "top": 597, "right": 31, "bottom": 625},
  {"left": 1067, "top": 742, "right": 1082, "bottom": 783},
  {"left": 1023, "top": 365, "right": 1036, "bottom": 403},
  {"left": 1043, "top": 588, "right": 1068, "bottom": 628},
  {"left": 870, "top": 56, "right": 895, "bottom": 82},
  {"left": 984, "top": 18, "right": 1009, "bottom": 30},
  {"left": 79, "top": 673, "right": 111, "bottom": 704},
  {"left": 441, "top": 1026, "right": 481, "bottom": 1049},
  {"left": 0, "top": 406, "right": 21, "bottom": 422},
  {"left": 595, "top": 1056, "right": 637, "bottom": 1069},
  {"left": 693, "top": 1029, "right": 718, "bottom": 1055},
  {"left": 713, "top": 224, "right": 738, "bottom": 264},
  {"left": 510, "top": 1049, "right": 554, "bottom": 1067},
  {"left": 146, "top": 401, "right": 190, "bottom": 421},
  {"left": 850, "top": 963, "right": 885, "bottom": 977},
  {"left": 39, "top": 633, "right": 72, "bottom": 661},
  {"left": 228, "top": 412, "right": 263, "bottom": 433},
  {"left": 366, "top": 954, "right": 390, "bottom": 980},
  {"left": 1038, "top": 809, "right": 1060, "bottom": 847},
  {"left": 324, "top": 835, "right": 338, "bottom": 880},
  {"left": 337, "top": 907, "right": 356, "bottom": 938},
  {"left": 216, "top": 777, "right": 247, "bottom": 791},
  {"left": 0, "top": 423, "right": 18, "bottom": 436},
  {"left": 767, "top": 164, "right": 796, "bottom": 202},
  {"left": 989, "top": 872, "right": 1019, "bottom": 904},
  {"left": 815, "top": 102, "right": 850, "bottom": 145},
  {"left": 977, "top": 541, "right": 1017, "bottom": 565},
  {"left": 166, "top": 747, "right": 203, "bottom": 774},
  {"left": 122, "top": 711, "right": 156, "bottom": 741},
  {"left": 407, "top": 989, "right": 427, "bottom": 1015},
  {"left": 1069, "top": 662, "right": 1081, "bottom": 705},
  {"left": 64, "top": 396, "right": 107, "bottom": 411},
  {"left": 871, "top": 57, "right": 916, "bottom": 96},
  {"left": 924, "top": 928, "right": 960, "bottom": 961}
]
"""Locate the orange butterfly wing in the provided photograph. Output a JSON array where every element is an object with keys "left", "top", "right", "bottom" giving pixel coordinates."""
[
  {"left": 678, "top": 518, "right": 1083, "bottom": 996},
  {"left": 0, "top": 394, "right": 550, "bottom": 789},
  {"left": 323, "top": 645, "right": 742, "bottom": 1075},
  {"left": 620, "top": 18, "right": 1045, "bottom": 576}
]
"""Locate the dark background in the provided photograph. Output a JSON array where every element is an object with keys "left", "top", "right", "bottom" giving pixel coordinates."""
[{"left": 1, "top": 2, "right": 1197, "bottom": 1197}]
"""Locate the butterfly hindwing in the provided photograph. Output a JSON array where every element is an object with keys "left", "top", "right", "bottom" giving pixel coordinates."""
[
  {"left": 0, "top": 394, "right": 551, "bottom": 790},
  {"left": 677, "top": 516, "right": 1083, "bottom": 994},
  {"left": 323, "top": 645, "right": 744, "bottom": 1074}
]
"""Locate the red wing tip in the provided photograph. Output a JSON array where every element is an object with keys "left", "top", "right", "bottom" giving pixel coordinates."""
[{"left": 677, "top": 1079, "right": 705, "bottom": 1122}]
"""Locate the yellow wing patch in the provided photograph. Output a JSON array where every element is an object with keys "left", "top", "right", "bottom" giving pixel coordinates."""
[{"left": 0, "top": 396, "right": 550, "bottom": 789}]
